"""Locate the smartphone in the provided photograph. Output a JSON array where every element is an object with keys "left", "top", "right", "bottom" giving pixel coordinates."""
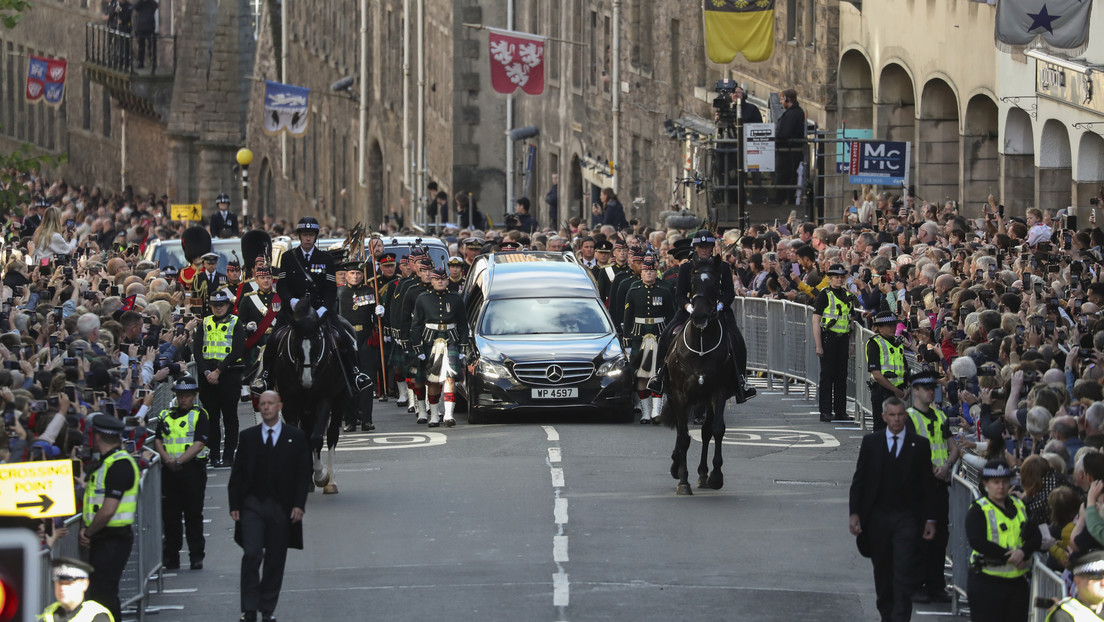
[
  {"left": 63, "top": 357, "right": 77, "bottom": 366},
  {"left": 109, "top": 286, "right": 120, "bottom": 297},
  {"left": 1035, "top": 283, "right": 1044, "bottom": 296},
  {"left": 135, "top": 389, "right": 151, "bottom": 401},
  {"left": 101, "top": 402, "right": 116, "bottom": 417},
  {"left": 123, "top": 440, "right": 136, "bottom": 453},
  {"left": 1045, "top": 319, "right": 1056, "bottom": 334},
  {"left": 74, "top": 347, "right": 84, "bottom": 358},
  {"left": 48, "top": 334, "right": 58, "bottom": 347},
  {"left": 92, "top": 391, "right": 106, "bottom": 405},
  {"left": 2, "top": 361, "right": 17, "bottom": 370},
  {"left": 974, "top": 269, "right": 983, "bottom": 280},
  {"left": 790, "top": 264, "right": 800, "bottom": 279},
  {"left": 22, "top": 346, "right": 32, "bottom": 359},
  {"left": 29, "top": 400, "right": 48, "bottom": 412}
]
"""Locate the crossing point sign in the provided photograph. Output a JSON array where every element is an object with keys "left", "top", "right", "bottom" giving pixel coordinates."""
[
  {"left": 848, "top": 140, "right": 910, "bottom": 186},
  {"left": 0, "top": 460, "right": 76, "bottom": 518},
  {"left": 171, "top": 203, "right": 203, "bottom": 222}
]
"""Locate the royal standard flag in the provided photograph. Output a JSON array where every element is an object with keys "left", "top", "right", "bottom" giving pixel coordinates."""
[{"left": 703, "top": 0, "right": 776, "bottom": 64}]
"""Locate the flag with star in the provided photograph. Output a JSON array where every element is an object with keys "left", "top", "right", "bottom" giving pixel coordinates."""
[{"left": 996, "top": 0, "right": 1093, "bottom": 50}]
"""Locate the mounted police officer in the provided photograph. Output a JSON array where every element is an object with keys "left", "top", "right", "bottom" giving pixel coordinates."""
[
  {"left": 79, "top": 414, "right": 139, "bottom": 622},
  {"left": 41, "top": 558, "right": 113, "bottom": 622},
  {"left": 195, "top": 289, "right": 244, "bottom": 467},
  {"left": 410, "top": 266, "right": 469, "bottom": 427},
  {"left": 812, "top": 263, "right": 856, "bottom": 422},
  {"left": 623, "top": 255, "right": 674, "bottom": 424},
  {"left": 338, "top": 259, "right": 386, "bottom": 431},
  {"left": 647, "top": 230, "right": 755, "bottom": 403},
  {"left": 264, "top": 216, "right": 371, "bottom": 393},
  {"left": 152, "top": 376, "right": 209, "bottom": 570},
  {"left": 868, "top": 311, "right": 906, "bottom": 432}
]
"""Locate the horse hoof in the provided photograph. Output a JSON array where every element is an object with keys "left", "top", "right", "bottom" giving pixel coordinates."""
[
  {"left": 708, "top": 471, "right": 724, "bottom": 490},
  {"left": 697, "top": 475, "right": 709, "bottom": 489},
  {"left": 676, "top": 484, "right": 694, "bottom": 496},
  {"left": 323, "top": 483, "right": 339, "bottom": 494},
  {"left": 313, "top": 473, "right": 329, "bottom": 487}
]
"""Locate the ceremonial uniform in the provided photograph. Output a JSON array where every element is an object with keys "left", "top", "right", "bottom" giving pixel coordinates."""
[
  {"left": 152, "top": 379, "right": 209, "bottom": 569},
  {"left": 623, "top": 274, "right": 674, "bottom": 422},
  {"left": 338, "top": 270, "right": 381, "bottom": 431},
  {"left": 410, "top": 278, "right": 468, "bottom": 427},
  {"left": 597, "top": 260, "right": 631, "bottom": 304},
  {"left": 194, "top": 295, "right": 245, "bottom": 466},
  {"left": 813, "top": 269, "right": 856, "bottom": 421},
  {"left": 609, "top": 261, "right": 642, "bottom": 330},
  {"left": 386, "top": 263, "right": 420, "bottom": 409}
]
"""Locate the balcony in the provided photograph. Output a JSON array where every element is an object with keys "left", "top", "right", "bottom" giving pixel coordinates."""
[{"left": 84, "top": 23, "right": 177, "bottom": 121}]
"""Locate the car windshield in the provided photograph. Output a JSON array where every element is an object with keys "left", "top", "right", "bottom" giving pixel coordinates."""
[{"left": 480, "top": 298, "right": 612, "bottom": 336}]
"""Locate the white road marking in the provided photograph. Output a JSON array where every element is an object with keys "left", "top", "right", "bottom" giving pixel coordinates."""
[
  {"left": 543, "top": 425, "right": 559, "bottom": 441},
  {"left": 550, "top": 467, "right": 565, "bottom": 488},
  {"left": 335, "top": 432, "right": 447, "bottom": 452},
  {"left": 548, "top": 447, "right": 562, "bottom": 463},
  {"left": 553, "top": 572, "right": 570, "bottom": 607},
  {"left": 689, "top": 427, "right": 840, "bottom": 449},
  {"left": 553, "top": 498, "right": 568, "bottom": 524},
  {"left": 553, "top": 535, "right": 569, "bottom": 562}
]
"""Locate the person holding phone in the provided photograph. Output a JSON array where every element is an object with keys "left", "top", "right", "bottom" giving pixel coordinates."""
[{"left": 31, "top": 206, "right": 79, "bottom": 264}]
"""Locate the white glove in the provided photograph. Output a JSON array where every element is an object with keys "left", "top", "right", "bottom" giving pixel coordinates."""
[
  {"left": 317, "top": 305, "right": 328, "bottom": 318},
  {"left": 716, "top": 302, "right": 724, "bottom": 312},
  {"left": 375, "top": 305, "right": 386, "bottom": 316},
  {"left": 625, "top": 348, "right": 632, "bottom": 357},
  {"left": 417, "top": 353, "right": 426, "bottom": 361},
  {"left": 459, "top": 353, "right": 466, "bottom": 362},
  {"left": 685, "top": 303, "right": 693, "bottom": 313},
  {"left": 290, "top": 297, "right": 300, "bottom": 308},
  {"left": 383, "top": 336, "right": 392, "bottom": 343}
]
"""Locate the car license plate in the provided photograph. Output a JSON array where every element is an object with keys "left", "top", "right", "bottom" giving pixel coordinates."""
[{"left": 532, "top": 388, "right": 578, "bottom": 399}]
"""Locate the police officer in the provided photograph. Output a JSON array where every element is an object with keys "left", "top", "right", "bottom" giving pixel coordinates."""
[
  {"left": 966, "top": 460, "right": 1038, "bottom": 622},
  {"left": 410, "top": 266, "right": 468, "bottom": 427},
  {"left": 209, "top": 192, "right": 239, "bottom": 237},
  {"left": 194, "top": 290, "right": 244, "bottom": 467},
  {"left": 1047, "top": 550, "right": 1104, "bottom": 621},
  {"left": 812, "top": 263, "right": 855, "bottom": 422},
  {"left": 79, "top": 414, "right": 139, "bottom": 622},
  {"left": 908, "top": 370, "right": 963, "bottom": 605},
  {"left": 398, "top": 255, "right": 436, "bottom": 423},
  {"left": 623, "top": 256, "right": 674, "bottom": 424},
  {"left": 41, "top": 558, "right": 113, "bottom": 622},
  {"left": 338, "top": 260, "right": 385, "bottom": 431},
  {"left": 152, "top": 376, "right": 209, "bottom": 570},
  {"left": 447, "top": 257, "right": 466, "bottom": 292},
  {"left": 868, "top": 311, "right": 906, "bottom": 432}
]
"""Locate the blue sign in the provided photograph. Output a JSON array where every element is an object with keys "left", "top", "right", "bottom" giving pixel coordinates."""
[{"left": 848, "top": 140, "right": 910, "bottom": 186}]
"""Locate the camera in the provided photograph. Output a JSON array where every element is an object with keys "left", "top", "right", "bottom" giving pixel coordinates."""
[
  {"left": 63, "top": 357, "right": 77, "bottom": 367},
  {"left": 711, "top": 79, "right": 739, "bottom": 135}
]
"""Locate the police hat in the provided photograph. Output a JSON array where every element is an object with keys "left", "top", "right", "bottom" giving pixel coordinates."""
[
  {"left": 1071, "top": 550, "right": 1104, "bottom": 577},
  {"left": 826, "top": 264, "right": 848, "bottom": 277},
  {"left": 339, "top": 261, "right": 364, "bottom": 273},
  {"left": 91, "top": 413, "right": 125, "bottom": 436},
  {"left": 595, "top": 240, "right": 613, "bottom": 253},
  {"left": 215, "top": 192, "right": 231, "bottom": 204},
  {"left": 52, "top": 557, "right": 94, "bottom": 581},
  {"left": 499, "top": 240, "right": 522, "bottom": 251},
  {"left": 909, "top": 370, "right": 940, "bottom": 387},
  {"left": 691, "top": 230, "right": 716, "bottom": 246},
  {"left": 172, "top": 376, "right": 199, "bottom": 392},
  {"left": 447, "top": 257, "right": 465, "bottom": 267},
  {"left": 872, "top": 311, "right": 898, "bottom": 326},
  {"left": 208, "top": 290, "right": 233, "bottom": 305},
  {"left": 379, "top": 253, "right": 397, "bottom": 265},
  {"left": 201, "top": 252, "right": 220, "bottom": 262},
  {"left": 979, "top": 459, "right": 1014, "bottom": 480},
  {"left": 296, "top": 217, "right": 321, "bottom": 233},
  {"left": 464, "top": 237, "right": 485, "bottom": 249}
]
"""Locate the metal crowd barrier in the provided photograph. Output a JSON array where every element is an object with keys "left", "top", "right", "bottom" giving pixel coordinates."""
[
  {"left": 1029, "top": 554, "right": 1068, "bottom": 622},
  {"left": 948, "top": 471, "right": 981, "bottom": 615}
]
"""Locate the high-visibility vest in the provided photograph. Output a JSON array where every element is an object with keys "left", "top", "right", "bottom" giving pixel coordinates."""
[
  {"left": 41, "top": 599, "right": 115, "bottom": 622},
  {"left": 83, "top": 449, "right": 139, "bottom": 528},
  {"left": 871, "top": 335, "right": 905, "bottom": 387},
  {"left": 907, "top": 405, "right": 950, "bottom": 467},
  {"left": 970, "top": 496, "right": 1029, "bottom": 579},
  {"left": 1046, "top": 597, "right": 1104, "bottom": 621},
  {"left": 157, "top": 408, "right": 208, "bottom": 459},
  {"left": 202, "top": 315, "right": 237, "bottom": 360},
  {"left": 820, "top": 289, "right": 852, "bottom": 334}
]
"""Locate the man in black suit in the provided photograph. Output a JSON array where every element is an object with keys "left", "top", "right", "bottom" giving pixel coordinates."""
[
  {"left": 849, "top": 397, "right": 938, "bottom": 622},
  {"left": 229, "top": 390, "right": 312, "bottom": 622},
  {"left": 774, "top": 88, "right": 806, "bottom": 205},
  {"left": 209, "top": 193, "right": 240, "bottom": 238}
]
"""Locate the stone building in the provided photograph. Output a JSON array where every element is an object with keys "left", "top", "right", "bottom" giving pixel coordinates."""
[
  {"left": 244, "top": 0, "right": 842, "bottom": 230},
  {"left": 0, "top": 0, "right": 254, "bottom": 218}
]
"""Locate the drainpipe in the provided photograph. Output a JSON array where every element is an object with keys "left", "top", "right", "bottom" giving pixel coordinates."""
[
  {"left": 611, "top": 0, "right": 620, "bottom": 190},
  {"left": 416, "top": 0, "right": 426, "bottom": 225},
  {"left": 504, "top": 0, "right": 514, "bottom": 215},
  {"left": 358, "top": 0, "right": 367, "bottom": 190},
  {"left": 402, "top": 0, "right": 411, "bottom": 208}
]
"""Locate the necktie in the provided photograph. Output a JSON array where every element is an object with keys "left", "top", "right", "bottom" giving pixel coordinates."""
[
  {"left": 266, "top": 429, "right": 274, "bottom": 449},
  {"left": 890, "top": 435, "right": 898, "bottom": 458}
]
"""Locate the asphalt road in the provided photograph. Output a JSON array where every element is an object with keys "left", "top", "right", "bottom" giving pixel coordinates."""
[{"left": 140, "top": 378, "right": 961, "bottom": 622}]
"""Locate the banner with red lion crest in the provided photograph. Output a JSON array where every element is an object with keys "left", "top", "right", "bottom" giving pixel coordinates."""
[{"left": 487, "top": 28, "right": 547, "bottom": 96}]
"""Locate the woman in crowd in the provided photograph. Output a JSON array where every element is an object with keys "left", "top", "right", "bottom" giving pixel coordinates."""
[{"left": 31, "top": 206, "right": 78, "bottom": 264}]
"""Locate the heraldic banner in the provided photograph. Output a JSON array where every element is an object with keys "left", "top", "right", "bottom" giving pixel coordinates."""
[
  {"left": 703, "top": 0, "right": 776, "bottom": 65},
  {"left": 26, "top": 56, "right": 67, "bottom": 106},
  {"left": 996, "top": 0, "right": 1093, "bottom": 51},
  {"left": 488, "top": 28, "right": 547, "bottom": 96},
  {"left": 263, "top": 80, "right": 311, "bottom": 137}
]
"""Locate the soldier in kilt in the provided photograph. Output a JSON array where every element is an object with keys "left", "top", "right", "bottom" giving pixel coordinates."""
[
  {"left": 622, "top": 255, "right": 674, "bottom": 423},
  {"left": 398, "top": 255, "right": 435, "bottom": 423},
  {"left": 410, "top": 267, "right": 468, "bottom": 427}
]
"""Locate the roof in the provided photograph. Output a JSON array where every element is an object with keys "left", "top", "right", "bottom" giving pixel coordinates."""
[{"left": 483, "top": 261, "right": 598, "bottom": 301}]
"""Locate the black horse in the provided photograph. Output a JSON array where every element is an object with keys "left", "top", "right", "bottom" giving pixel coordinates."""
[
  {"left": 658, "top": 257, "right": 738, "bottom": 495},
  {"left": 268, "top": 299, "right": 350, "bottom": 493}
]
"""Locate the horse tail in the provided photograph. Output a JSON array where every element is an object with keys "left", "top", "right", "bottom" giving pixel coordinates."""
[{"left": 656, "top": 395, "right": 678, "bottom": 429}]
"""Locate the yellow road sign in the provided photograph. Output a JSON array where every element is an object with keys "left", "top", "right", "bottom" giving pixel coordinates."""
[
  {"left": 0, "top": 460, "right": 76, "bottom": 518},
  {"left": 171, "top": 203, "right": 203, "bottom": 222}
]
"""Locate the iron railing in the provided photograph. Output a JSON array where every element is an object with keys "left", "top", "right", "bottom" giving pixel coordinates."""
[{"left": 85, "top": 23, "right": 176, "bottom": 76}]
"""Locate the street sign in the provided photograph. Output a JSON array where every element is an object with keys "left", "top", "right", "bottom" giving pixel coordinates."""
[
  {"left": 171, "top": 203, "right": 203, "bottom": 222},
  {"left": 848, "top": 140, "right": 910, "bottom": 186},
  {"left": 0, "top": 460, "right": 76, "bottom": 519},
  {"left": 743, "top": 123, "right": 775, "bottom": 172}
]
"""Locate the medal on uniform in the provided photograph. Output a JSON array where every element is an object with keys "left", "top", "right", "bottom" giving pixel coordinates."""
[{"left": 446, "top": 302, "right": 451, "bottom": 313}]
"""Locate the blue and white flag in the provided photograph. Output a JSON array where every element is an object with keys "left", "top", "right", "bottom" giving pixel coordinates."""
[
  {"left": 996, "top": 0, "right": 1093, "bottom": 50},
  {"left": 263, "top": 80, "right": 310, "bottom": 137}
]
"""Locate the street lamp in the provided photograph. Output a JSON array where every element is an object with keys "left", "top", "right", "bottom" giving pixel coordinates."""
[{"left": 236, "top": 147, "right": 254, "bottom": 227}]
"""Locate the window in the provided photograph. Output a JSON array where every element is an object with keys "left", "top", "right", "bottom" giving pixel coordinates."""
[
  {"left": 571, "top": 0, "right": 582, "bottom": 89},
  {"left": 804, "top": 0, "right": 815, "bottom": 46},
  {"left": 786, "top": 0, "right": 797, "bottom": 42},
  {"left": 602, "top": 15, "right": 610, "bottom": 94},
  {"left": 82, "top": 73, "right": 91, "bottom": 130}
]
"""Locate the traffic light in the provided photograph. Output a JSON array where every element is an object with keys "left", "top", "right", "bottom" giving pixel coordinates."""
[{"left": 0, "top": 529, "right": 40, "bottom": 622}]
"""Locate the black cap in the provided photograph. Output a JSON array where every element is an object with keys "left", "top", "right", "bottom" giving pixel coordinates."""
[
  {"left": 208, "top": 290, "right": 233, "bottom": 305},
  {"left": 872, "top": 311, "right": 898, "bottom": 326},
  {"left": 91, "top": 413, "right": 125, "bottom": 436},
  {"left": 430, "top": 267, "right": 448, "bottom": 279},
  {"left": 691, "top": 230, "right": 716, "bottom": 246},
  {"left": 215, "top": 192, "right": 231, "bottom": 204},
  {"left": 909, "top": 370, "right": 940, "bottom": 387},
  {"left": 826, "top": 264, "right": 848, "bottom": 276},
  {"left": 447, "top": 257, "right": 465, "bottom": 266},
  {"left": 1071, "top": 550, "right": 1104, "bottom": 576},
  {"left": 296, "top": 217, "right": 321, "bottom": 232},
  {"left": 499, "top": 240, "right": 522, "bottom": 251},
  {"left": 172, "top": 376, "right": 199, "bottom": 392},
  {"left": 339, "top": 261, "right": 364, "bottom": 273},
  {"left": 52, "top": 557, "right": 94, "bottom": 581}
]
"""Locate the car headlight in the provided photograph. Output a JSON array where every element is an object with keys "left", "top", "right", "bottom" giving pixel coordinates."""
[
  {"left": 596, "top": 355, "right": 627, "bottom": 377},
  {"left": 477, "top": 359, "right": 512, "bottom": 380}
]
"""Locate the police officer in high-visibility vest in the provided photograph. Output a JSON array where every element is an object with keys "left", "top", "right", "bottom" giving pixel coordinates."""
[
  {"left": 194, "top": 289, "right": 245, "bottom": 467},
  {"left": 79, "top": 414, "right": 139, "bottom": 622},
  {"left": 907, "top": 370, "right": 963, "bottom": 605},
  {"left": 812, "top": 263, "right": 857, "bottom": 422},
  {"left": 152, "top": 376, "right": 210, "bottom": 570},
  {"left": 966, "top": 460, "right": 1039, "bottom": 622},
  {"left": 1047, "top": 550, "right": 1104, "bottom": 621},
  {"left": 41, "top": 557, "right": 113, "bottom": 622},
  {"left": 868, "top": 311, "right": 907, "bottom": 432}
]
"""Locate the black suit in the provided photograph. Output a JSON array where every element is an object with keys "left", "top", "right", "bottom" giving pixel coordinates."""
[
  {"left": 275, "top": 246, "right": 337, "bottom": 315},
  {"left": 849, "top": 429, "right": 936, "bottom": 622},
  {"left": 210, "top": 209, "right": 240, "bottom": 237},
  {"left": 228, "top": 422, "right": 312, "bottom": 618}
]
